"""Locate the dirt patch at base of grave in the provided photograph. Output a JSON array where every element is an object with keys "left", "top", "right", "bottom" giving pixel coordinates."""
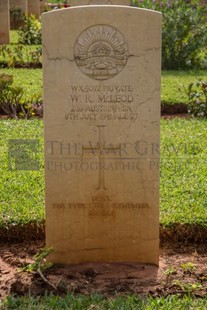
[
  {"left": 0, "top": 222, "right": 45, "bottom": 242},
  {"left": 161, "top": 103, "right": 188, "bottom": 115},
  {"left": 1, "top": 241, "right": 207, "bottom": 300}
]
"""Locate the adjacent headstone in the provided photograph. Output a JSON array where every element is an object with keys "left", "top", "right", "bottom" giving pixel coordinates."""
[
  {"left": 0, "top": 0, "right": 10, "bottom": 45},
  {"left": 43, "top": 6, "right": 161, "bottom": 265},
  {"left": 28, "top": 0, "right": 40, "bottom": 18},
  {"left": 10, "top": 0, "right": 28, "bottom": 29},
  {"left": 70, "top": 0, "right": 130, "bottom": 6},
  {"left": 40, "top": 0, "right": 46, "bottom": 14}
]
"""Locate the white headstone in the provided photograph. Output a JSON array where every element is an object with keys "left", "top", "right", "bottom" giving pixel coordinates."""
[{"left": 43, "top": 6, "right": 161, "bottom": 265}]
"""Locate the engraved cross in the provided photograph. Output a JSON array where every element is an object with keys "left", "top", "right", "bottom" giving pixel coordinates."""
[{"left": 82, "top": 125, "right": 121, "bottom": 190}]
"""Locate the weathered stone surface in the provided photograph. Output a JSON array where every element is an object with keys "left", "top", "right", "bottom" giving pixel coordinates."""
[
  {"left": 43, "top": 6, "right": 161, "bottom": 265},
  {"left": 40, "top": 0, "right": 46, "bottom": 14},
  {"left": 10, "top": 0, "right": 28, "bottom": 12},
  {"left": 28, "top": 0, "right": 40, "bottom": 18},
  {"left": 10, "top": 0, "right": 28, "bottom": 29},
  {"left": 0, "top": 0, "right": 10, "bottom": 45}
]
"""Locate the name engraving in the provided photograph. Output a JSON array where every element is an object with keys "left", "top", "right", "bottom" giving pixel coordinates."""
[{"left": 65, "top": 84, "right": 137, "bottom": 121}]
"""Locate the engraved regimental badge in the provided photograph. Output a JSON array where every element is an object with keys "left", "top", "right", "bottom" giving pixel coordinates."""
[{"left": 74, "top": 25, "right": 128, "bottom": 80}]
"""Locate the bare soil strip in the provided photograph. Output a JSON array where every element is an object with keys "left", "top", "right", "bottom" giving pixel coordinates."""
[{"left": 1, "top": 241, "right": 207, "bottom": 300}]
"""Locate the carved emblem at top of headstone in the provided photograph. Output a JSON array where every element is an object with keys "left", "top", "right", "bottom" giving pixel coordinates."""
[{"left": 74, "top": 25, "right": 128, "bottom": 80}]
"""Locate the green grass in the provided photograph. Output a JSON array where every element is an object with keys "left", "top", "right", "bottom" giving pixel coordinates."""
[
  {"left": 10, "top": 31, "right": 19, "bottom": 45},
  {"left": 2, "top": 294, "right": 207, "bottom": 309},
  {"left": 0, "top": 120, "right": 44, "bottom": 227},
  {"left": 0, "top": 45, "right": 42, "bottom": 69},
  {"left": 161, "top": 70, "right": 207, "bottom": 104},
  {"left": 1, "top": 68, "right": 207, "bottom": 105},
  {"left": 0, "top": 118, "right": 207, "bottom": 228},
  {"left": 160, "top": 118, "right": 207, "bottom": 226},
  {"left": 0, "top": 68, "right": 42, "bottom": 101}
]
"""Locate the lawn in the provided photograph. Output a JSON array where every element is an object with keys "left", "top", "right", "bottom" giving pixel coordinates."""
[
  {"left": 0, "top": 118, "right": 206, "bottom": 229},
  {"left": 161, "top": 70, "right": 207, "bottom": 104},
  {"left": 0, "top": 120, "right": 44, "bottom": 227},
  {"left": 160, "top": 118, "right": 207, "bottom": 226},
  {"left": 2, "top": 294, "right": 207, "bottom": 310},
  {"left": 0, "top": 68, "right": 43, "bottom": 101}
]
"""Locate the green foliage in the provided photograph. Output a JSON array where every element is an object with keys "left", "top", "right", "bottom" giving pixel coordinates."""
[
  {"left": 2, "top": 294, "right": 207, "bottom": 310},
  {"left": 21, "top": 248, "right": 53, "bottom": 273},
  {"left": 0, "top": 45, "right": 42, "bottom": 68},
  {"left": 186, "top": 80, "right": 207, "bottom": 117},
  {"left": 18, "top": 14, "right": 42, "bottom": 45},
  {"left": 10, "top": 30, "right": 19, "bottom": 45},
  {"left": 164, "top": 266, "right": 177, "bottom": 276},
  {"left": 172, "top": 279, "right": 202, "bottom": 293},
  {"left": 0, "top": 73, "right": 24, "bottom": 118},
  {"left": 0, "top": 73, "right": 37, "bottom": 118},
  {"left": 134, "top": 0, "right": 207, "bottom": 70},
  {"left": 161, "top": 70, "right": 207, "bottom": 105},
  {"left": 162, "top": 263, "right": 203, "bottom": 296},
  {"left": 180, "top": 262, "right": 196, "bottom": 273},
  {"left": 0, "top": 69, "right": 43, "bottom": 106}
]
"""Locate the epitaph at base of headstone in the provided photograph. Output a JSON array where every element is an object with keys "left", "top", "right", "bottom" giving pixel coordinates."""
[
  {"left": 0, "top": 0, "right": 10, "bottom": 45},
  {"left": 43, "top": 6, "right": 161, "bottom": 266}
]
